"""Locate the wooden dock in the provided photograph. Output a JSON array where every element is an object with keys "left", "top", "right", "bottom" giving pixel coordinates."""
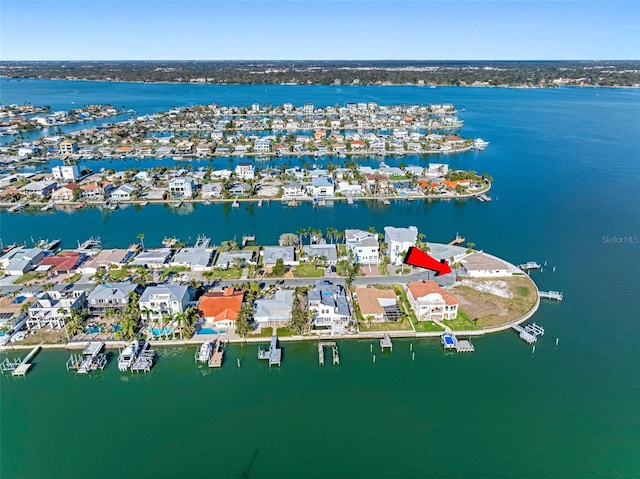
[
  {"left": 448, "top": 234, "right": 465, "bottom": 246},
  {"left": 67, "top": 342, "right": 107, "bottom": 374},
  {"left": 539, "top": 291, "right": 563, "bottom": 301},
  {"left": 241, "top": 234, "right": 256, "bottom": 248},
  {"left": 318, "top": 341, "right": 339, "bottom": 365},
  {"left": 380, "top": 333, "right": 393, "bottom": 351},
  {"left": 209, "top": 337, "right": 224, "bottom": 368}
]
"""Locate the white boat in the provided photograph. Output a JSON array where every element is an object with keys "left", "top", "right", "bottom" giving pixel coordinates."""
[
  {"left": 196, "top": 342, "right": 213, "bottom": 363},
  {"left": 473, "top": 138, "right": 489, "bottom": 150},
  {"left": 118, "top": 341, "right": 140, "bottom": 371}
]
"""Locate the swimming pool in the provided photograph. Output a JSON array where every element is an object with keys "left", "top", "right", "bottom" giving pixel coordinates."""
[
  {"left": 197, "top": 328, "right": 227, "bottom": 335},
  {"left": 152, "top": 327, "right": 174, "bottom": 336}
]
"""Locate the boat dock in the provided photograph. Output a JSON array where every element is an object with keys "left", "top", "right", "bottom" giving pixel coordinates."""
[
  {"left": 539, "top": 291, "right": 563, "bottom": 301},
  {"left": 6, "top": 344, "right": 42, "bottom": 376},
  {"left": 318, "top": 341, "right": 340, "bottom": 365},
  {"left": 511, "top": 322, "right": 545, "bottom": 344},
  {"left": 8, "top": 202, "right": 28, "bottom": 213},
  {"left": 258, "top": 336, "right": 282, "bottom": 366},
  {"left": 476, "top": 193, "right": 492, "bottom": 202},
  {"left": 209, "top": 337, "right": 224, "bottom": 368},
  {"left": 241, "top": 234, "right": 256, "bottom": 247},
  {"left": 448, "top": 234, "right": 465, "bottom": 246},
  {"left": 131, "top": 342, "right": 155, "bottom": 373},
  {"left": 346, "top": 195, "right": 354, "bottom": 205},
  {"left": 380, "top": 333, "right": 393, "bottom": 351},
  {"left": 66, "top": 342, "right": 107, "bottom": 374},
  {"left": 441, "top": 333, "right": 475, "bottom": 352},
  {"left": 518, "top": 261, "right": 541, "bottom": 270}
]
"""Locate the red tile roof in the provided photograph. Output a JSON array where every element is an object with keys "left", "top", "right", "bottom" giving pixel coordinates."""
[
  {"left": 40, "top": 252, "right": 83, "bottom": 272},
  {"left": 407, "top": 280, "right": 459, "bottom": 306},
  {"left": 198, "top": 288, "right": 244, "bottom": 322}
]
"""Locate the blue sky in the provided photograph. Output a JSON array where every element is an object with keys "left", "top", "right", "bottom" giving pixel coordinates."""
[{"left": 1, "top": 1, "right": 639, "bottom": 60}]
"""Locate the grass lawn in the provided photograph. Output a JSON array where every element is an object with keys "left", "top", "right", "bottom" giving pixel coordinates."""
[
  {"left": 413, "top": 321, "right": 445, "bottom": 333},
  {"left": 358, "top": 317, "right": 413, "bottom": 332},
  {"left": 250, "top": 326, "right": 272, "bottom": 338},
  {"left": 446, "top": 309, "right": 481, "bottom": 331},
  {"left": 65, "top": 273, "right": 82, "bottom": 283},
  {"left": 276, "top": 327, "right": 293, "bottom": 337},
  {"left": 160, "top": 265, "right": 188, "bottom": 278},
  {"left": 294, "top": 263, "right": 324, "bottom": 278},
  {"left": 14, "top": 271, "right": 46, "bottom": 284},
  {"left": 203, "top": 267, "right": 242, "bottom": 280},
  {"left": 106, "top": 268, "right": 131, "bottom": 281}
]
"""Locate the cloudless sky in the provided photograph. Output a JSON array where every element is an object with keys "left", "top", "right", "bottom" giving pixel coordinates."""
[{"left": 1, "top": 1, "right": 639, "bottom": 60}]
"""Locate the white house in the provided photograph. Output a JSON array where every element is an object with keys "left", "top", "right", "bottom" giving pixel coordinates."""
[
  {"left": 27, "top": 290, "right": 86, "bottom": 330},
  {"left": 110, "top": 183, "right": 138, "bottom": 201},
  {"left": 254, "top": 139, "right": 271, "bottom": 153},
  {"left": 138, "top": 284, "right": 191, "bottom": 323},
  {"left": 407, "top": 281, "right": 459, "bottom": 321},
  {"left": 460, "top": 252, "right": 511, "bottom": 277},
  {"left": 307, "top": 281, "right": 351, "bottom": 336},
  {"left": 20, "top": 180, "right": 58, "bottom": 199},
  {"left": 2, "top": 247, "right": 46, "bottom": 276},
  {"left": 169, "top": 176, "right": 195, "bottom": 199},
  {"left": 59, "top": 140, "right": 78, "bottom": 155},
  {"left": 254, "top": 290, "right": 294, "bottom": 328},
  {"left": 52, "top": 165, "right": 80, "bottom": 182},
  {"left": 310, "top": 177, "right": 334, "bottom": 197},
  {"left": 235, "top": 162, "right": 255, "bottom": 180},
  {"left": 282, "top": 181, "right": 304, "bottom": 197},
  {"left": 384, "top": 226, "right": 418, "bottom": 266},
  {"left": 87, "top": 282, "right": 141, "bottom": 314},
  {"left": 345, "top": 229, "right": 379, "bottom": 264}
]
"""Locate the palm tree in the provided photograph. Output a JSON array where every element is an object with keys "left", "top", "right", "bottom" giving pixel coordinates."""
[{"left": 137, "top": 233, "right": 145, "bottom": 250}]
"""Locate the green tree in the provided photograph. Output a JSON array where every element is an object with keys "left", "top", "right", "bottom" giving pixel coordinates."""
[{"left": 272, "top": 258, "right": 287, "bottom": 277}]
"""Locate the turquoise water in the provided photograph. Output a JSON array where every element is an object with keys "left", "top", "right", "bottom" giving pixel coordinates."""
[
  {"left": 151, "top": 327, "right": 174, "bottom": 336},
  {"left": 197, "top": 328, "right": 227, "bottom": 335},
  {"left": 1, "top": 81, "right": 639, "bottom": 478}
]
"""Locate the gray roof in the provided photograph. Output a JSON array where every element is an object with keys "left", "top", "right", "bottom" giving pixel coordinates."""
[
  {"left": 461, "top": 252, "right": 509, "bottom": 271},
  {"left": 425, "top": 243, "right": 467, "bottom": 262},
  {"left": 215, "top": 250, "right": 254, "bottom": 268},
  {"left": 308, "top": 281, "right": 350, "bottom": 316},
  {"left": 384, "top": 226, "right": 418, "bottom": 244},
  {"left": 311, "top": 176, "right": 333, "bottom": 188},
  {"left": 131, "top": 248, "right": 172, "bottom": 266},
  {"left": 254, "top": 290, "right": 294, "bottom": 321},
  {"left": 262, "top": 246, "right": 295, "bottom": 264},
  {"left": 139, "top": 283, "right": 190, "bottom": 303},
  {"left": 87, "top": 282, "right": 139, "bottom": 303},
  {"left": 172, "top": 247, "right": 213, "bottom": 268},
  {"left": 303, "top": 244, "right": 337, "bottom": 262},
  {"left": 345, "top": 229, "right": 378, "bottom": 247}
]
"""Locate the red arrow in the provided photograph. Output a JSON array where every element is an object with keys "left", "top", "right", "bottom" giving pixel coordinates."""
[{"left": 403, "top": 246, "right": 452, "bottom": 276}]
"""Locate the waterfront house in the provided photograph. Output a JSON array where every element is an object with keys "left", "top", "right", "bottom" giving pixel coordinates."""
[
  {"left": 307, "top": 281, "right": 351, "bottom": 335},
  {"left": 234, "top": 162, "right": 255, "bottom": 180},
  {"left": 228, "top": 182, "right": 250, "bottom": 197},
  {"left": 110, "top": 183, "right": 138, "bottom": 201},
  {"left": 407, "top": 281, "right": 459, "bottom": 321},
  {"left": 78, "top": 248, "right": 133, "bottom": 275},
  {"left": 337, "top": 181, "right": 363, "bottom": 197},
  {"left": 168, "top": 176, "right": 195, "bottom": 199},
  {"left": 254, "top": 290, "right": 294, "bottom": 328},
  {"left": 87, "top": 282, "right": 142, "bottom": 314},
  {"left": 345, "top": 229, "right": 379, "bottom": 265},
  {"left": 0, "top": 294, "right": 34, "bottom": 337},
  {"left": 215, "top": 251, "right": 255, "bottom": 270},
  {"left": 384, "top": 226, "right": 418, "bottom": 266},
  {"left": 39, "top": 251, "right": 84, "bottom": 275},
  {"left": 20, "top": 180, "right": 58, "bottom": 199},
  {"left": 170, "top": 237, "right": 216, "bottom": 271},
  {"left": 59, "top": 139, "right": 78, "bottom": 155},
  {"left": 262, "top": 246, "right": 296, "bottom": 267},
  {"left": 27, "top": 290, "right": 86, "bottom": 330},
  {"left": 51, "top": 183, "right": 81, "bottom": 202},
  {"left": 2, "top": 247, "right": 46, "bottom": 276},
  {"left": 197, "top": 287, "right": 244, "bottom": 328},
  {"left": 131, "top": 248, "right": 172, "bottom": 269},
  {"left": 81, "top": 181, "right": 114, "bottom": 200},
  {"left": 355, "top": 287, "right": 401, "bottom": 322},
  {"left": 424, "top": 243, "right": 468, "bottom": 266},
  {"left": 426, "top": 163, "right": 449, "bottom": 177},
  {"left": 302, "top": 244, "right": 338, "bottom": 264},
  {"left": 460, "top": 252, "right": 511, "bottom": 277},
  {"left": 201, "top": 183, "right": 223, "bottom": 199},
  {"left": 283, "top": 181, "right": 304, "bottom": 197},
  {"left": 310, "top": 177, "right": 334, "bottom": 197},
  {"left": 52, "top": 165, "right": 80, "bottom": 182},
  {"left": 138, "top": 284, "right": 192, "bottom": 323},
  {"left": 254, "top": 139, "right": 271, "bottom": 153}
]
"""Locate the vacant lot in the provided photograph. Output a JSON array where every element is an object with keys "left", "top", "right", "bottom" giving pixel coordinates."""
[{"left": 451, "top": 276, "right": 537, "bottom": 327}]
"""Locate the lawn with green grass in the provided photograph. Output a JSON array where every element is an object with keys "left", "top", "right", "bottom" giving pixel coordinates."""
[
  {"left": 413, "top": 321, "right": 445, "bottom": 333},
  {"left": 203, "top": 267, "right": 242, "bottom": 280},
  {"left": 160, "top": 265, "right": 188, "bottom": 278},
  {"left": 14, "top": 271, "right": 46, "bottom": 284},
  {"left": 65, "top": 273, "right": 82, "bottom": 283},
  {"left": 106, "top": 268, "right": 131, "bottom": 281},
  {"left": 294, "top": 263, "right": 324, "bottom": 278},
  {"left": 446, "top": 309, "right": 481, "bottom": 331},
  {"left": 276, "top": 327, "right": 293, "bottom": 337},
  {"left": 358, "top": 318, "right": 413, "bottom": 332},
  {"left": 250, "top": 326, "right": 273, "bottom": 338}
]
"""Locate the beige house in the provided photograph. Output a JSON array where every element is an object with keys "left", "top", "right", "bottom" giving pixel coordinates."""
[{"left": 407, "top": 281, "right": 459, "bottom": 321}]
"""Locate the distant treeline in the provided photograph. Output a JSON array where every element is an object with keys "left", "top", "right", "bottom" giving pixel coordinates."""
[{"left": 1, "top": 60, "right": 639, "bottom": 87}]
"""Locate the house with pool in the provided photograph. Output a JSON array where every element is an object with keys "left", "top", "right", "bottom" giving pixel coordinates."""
[{"left": 197, "top": 287, "right": 244, "bottom": 330}]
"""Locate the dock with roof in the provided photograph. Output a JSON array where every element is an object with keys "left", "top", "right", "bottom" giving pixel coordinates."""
[{"left": 258, "top": 336, "right": 282, "bottom": 366}]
